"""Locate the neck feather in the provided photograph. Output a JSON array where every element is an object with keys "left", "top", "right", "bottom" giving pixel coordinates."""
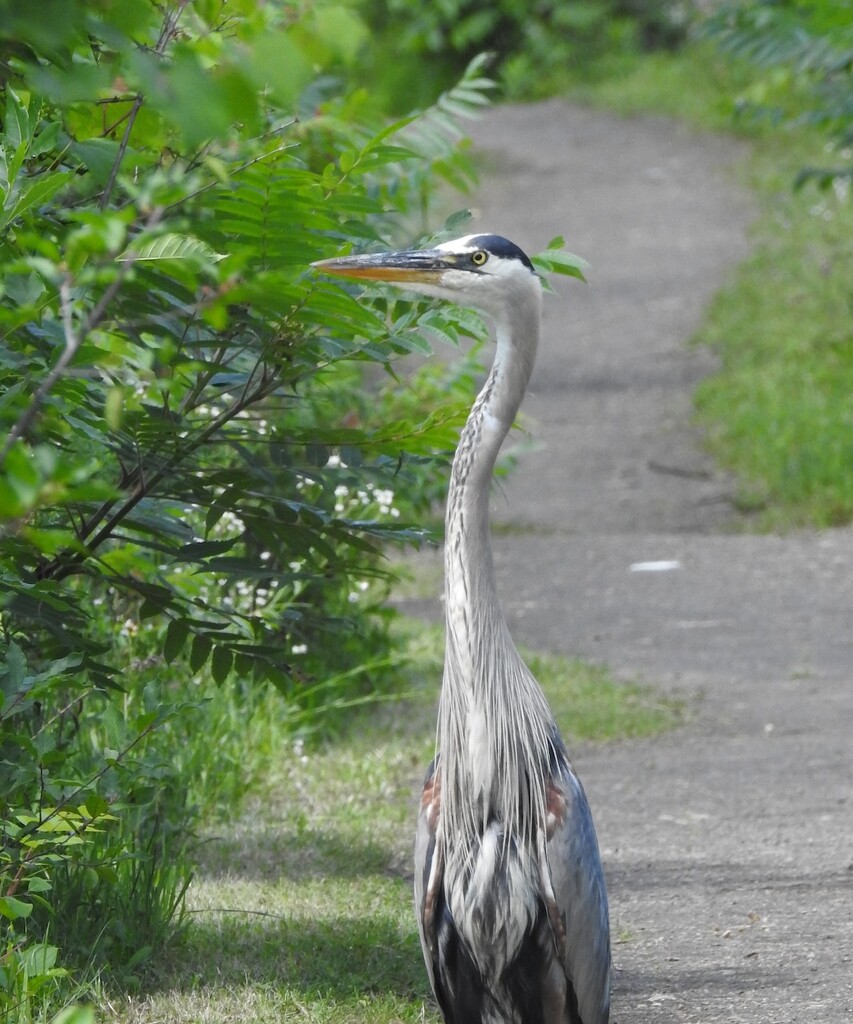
[{"left": 437, "top": 287, "right": 556, "bottom": 849}]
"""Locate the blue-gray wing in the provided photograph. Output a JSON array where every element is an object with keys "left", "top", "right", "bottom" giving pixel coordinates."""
[{"left": 543, "top": 751, "right": 611, "bottom": 1024}]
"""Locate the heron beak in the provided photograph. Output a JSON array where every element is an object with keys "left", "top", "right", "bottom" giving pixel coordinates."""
[{"left": 311, "top": 248, "right": 451, "bottom": 284}]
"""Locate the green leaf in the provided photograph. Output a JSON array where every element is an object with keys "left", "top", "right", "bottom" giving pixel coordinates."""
[
  {"left": 84, "top": 793, "right": 110, "bottom": 818},
  {"left": 211, "top": 645, "right": 233, "bottom": 686},
  {"left": 171, "top": 539, "right": 239, "bottom": 562},
  {"left": 0, "top": 895, "right": 33, "bottom": 920},
  {"left": 119, "top": 232, "right": 226, "bottom": 267},
  {"left": 311, "top": 5, "right": 370, "bottom": 65},
  {"left": 533, "top": 238, "right": 589, "bottom": 283},
  {"left": 1, "top": 641, "right": 27, "bottom": 692},
  {"left": 29, "top": 119, "right": 61, "bottom": 160},
  {"left": 5, "top": 87, "right": 31, "bottom": 153},
  {"left": 164, "top": 619, "right": 190, "bottom": 664},
  {"left": 248, "top": 31, "right": 315, "bottom": 107},
  {"left": 0, "top": 171, "right": 72, "bottom": 232},
  {"left": 50, "top": 1007, "right": 96, "bottom": 1024},
  {"left": 189, "top": 634, "right": 212, "bottom": 674},
  {"left": 21, "top": 942, "right": 58, "bottom": 973},
  {"left": 104, "top": 386, "right": 124, "bottom": 431}
]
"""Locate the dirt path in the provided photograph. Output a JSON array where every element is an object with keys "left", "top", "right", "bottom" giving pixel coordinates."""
[{"left": 401, "top": 101, "right": 853, "bottom": 1022}]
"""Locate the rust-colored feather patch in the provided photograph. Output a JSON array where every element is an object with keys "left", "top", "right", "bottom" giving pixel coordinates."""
[
  {"left": 545, "top": 779, "right": 568, "bottom": 840},
  {"left": 421, "top": 771, "right": 442, "bottom": 834}
]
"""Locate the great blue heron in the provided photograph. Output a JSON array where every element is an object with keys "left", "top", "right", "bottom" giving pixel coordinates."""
[{"left": 313, "top": 234, "right": 611, "bottom": 1024}]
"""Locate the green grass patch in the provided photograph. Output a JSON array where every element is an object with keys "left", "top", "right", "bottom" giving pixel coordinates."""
[
  {"left": 108, "top": 623, "right": 679, "bottom": 1023},
  {"left": 574, "top": 44, "right": 853, "bottom": 529},
  {"left": 528, "top": 651, "right": 683, "bottom": 742},
  {"left": 694, "top": 166, "right": 853, "bottom": 528},
  {"left": 568, "top": 45, "right": 753, "bottom": 130}
]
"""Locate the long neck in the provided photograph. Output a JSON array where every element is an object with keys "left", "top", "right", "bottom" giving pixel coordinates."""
[
  {"left": 437, "top": 291, "right": 555, "bottom": 847},
  {"left": 443, "top": 314, "right": 535, "bottom": 674}
]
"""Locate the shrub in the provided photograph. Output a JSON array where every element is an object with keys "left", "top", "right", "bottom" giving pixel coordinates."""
[{"left": 0, "top": 0, "right": 495, "bottom": 1014}]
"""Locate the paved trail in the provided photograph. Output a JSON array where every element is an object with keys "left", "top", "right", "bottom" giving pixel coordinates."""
[{"left": 401, "top": 101, "right": 853, "bottom": 1023}]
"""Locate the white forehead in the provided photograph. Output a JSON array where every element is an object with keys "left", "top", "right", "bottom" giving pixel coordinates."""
[{"left": 435, "top": 234, "right": 486, "bottom": 253}]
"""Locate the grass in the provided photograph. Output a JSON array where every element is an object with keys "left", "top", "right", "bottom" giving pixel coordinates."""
[
  {"left": 568, "top": 46, "right": 756, "bottom": 130},
  {"left": 571, "top": 44, "right": 853, "bottom": 530},
  {"left": 105, "top": 624, "right": 680, "bottom": 1024},
  {"left": 694, "top": 172, "right": 853, "bottom": 528}
]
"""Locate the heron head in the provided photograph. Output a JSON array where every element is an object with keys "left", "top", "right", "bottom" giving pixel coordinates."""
[{"left": 311, "top": 234, "right": 540, "bottom": 318}]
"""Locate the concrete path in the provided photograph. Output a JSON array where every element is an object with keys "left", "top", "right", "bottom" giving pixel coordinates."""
[{"left": 402, "top": 101, "right": 853, "bottom": 1023}]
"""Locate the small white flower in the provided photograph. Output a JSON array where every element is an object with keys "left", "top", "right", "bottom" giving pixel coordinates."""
[{"left": 292, "top": 643, "right": 307, "bottom": 655}]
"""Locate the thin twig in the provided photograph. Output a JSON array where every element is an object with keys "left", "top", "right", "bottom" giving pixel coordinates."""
[
  {"left": 97, "top": 0, "right": 190, "bottom": 210},
  {"left": 163, "top": 139, "right": 298, "bottom": 213},
  {"left": 155, "top": 0, "right": 190, "bottom": 52},
  {"left": 15, "top": 716, "right": 163, "bottom": 854},
  {"left": 43, "top": 370, "right": 280, "bottom": 581},
  {"left": 96, "top": 94, "right": 138, "bottom": 106},
  {"left": 97, "top": 93, "right": 144, "bottom": 211}
]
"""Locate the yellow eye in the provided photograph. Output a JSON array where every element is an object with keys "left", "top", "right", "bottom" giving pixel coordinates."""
[{"left": 471, "top": 250, "right": 488, "bottom": 266}]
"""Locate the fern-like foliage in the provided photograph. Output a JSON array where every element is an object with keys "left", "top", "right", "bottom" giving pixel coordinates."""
[{"left": 704, "top": 2, "right": 853, "bottom": 186}]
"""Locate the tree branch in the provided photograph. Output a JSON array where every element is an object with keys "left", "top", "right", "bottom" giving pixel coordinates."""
[{"left": 42, "top": 366, "right": 280, "bottom": 582}]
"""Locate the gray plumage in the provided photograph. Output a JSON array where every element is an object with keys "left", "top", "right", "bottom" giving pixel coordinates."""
[{"left": 314, "top": 233, "right": 611, "bottom": 1024}]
